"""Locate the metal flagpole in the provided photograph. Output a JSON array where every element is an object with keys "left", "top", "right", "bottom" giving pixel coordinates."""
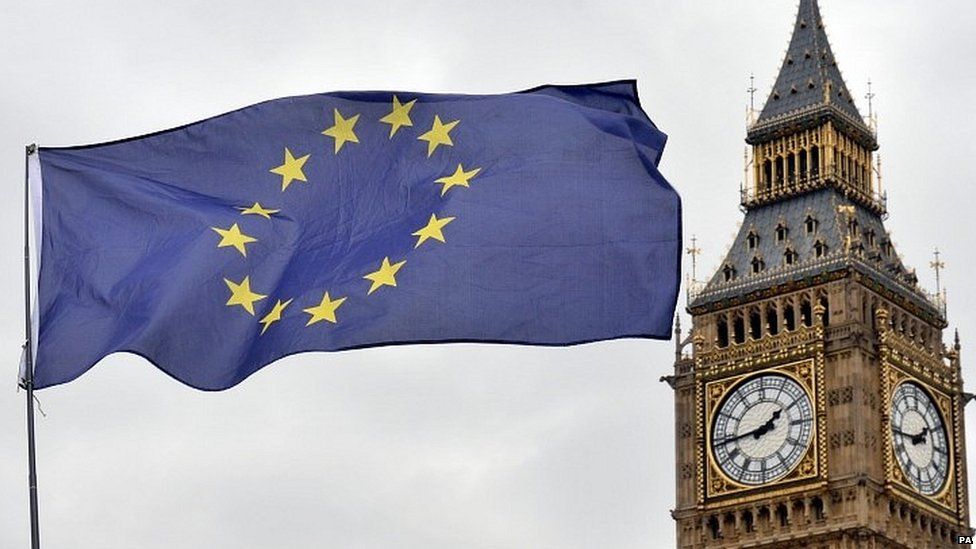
[{"left": 23, "top": 143, "right": 41, "bottom": 549}]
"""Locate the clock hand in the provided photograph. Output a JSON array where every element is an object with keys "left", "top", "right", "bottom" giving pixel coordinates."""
[
  {"left": 718, "top": 429, "right": 759, "bottom": 445},
  {"left": 717, "top": 409, "right": 783, "bottom": 445},
  {"left": 752, "top": 409, "right": 783, "bottom": 440},
  {"left": 910, "top": 426, "right": 929, "bottom": 446},
  {"left": 892, "top": 426, "right": 930, "bottom": 445}
]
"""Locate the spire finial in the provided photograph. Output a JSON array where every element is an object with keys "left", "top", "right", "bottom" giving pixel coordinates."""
[
  {"left": 674, "top": 314, "right": 682, "bottom": 357},
  {"left": 686, "top": 235, "right": 701, "bottom": 282},
  {"left": 747, "top": 73, "right": 757, "bottom": 113},
  {"left": 865, "top": 78, "right": 875, "bottom": 120},
  {"left": 930, "top": 247, "right": 945, "bottom": 296},
  {"left": 875, "top": 154, "right": 883, "bottom": 196}
]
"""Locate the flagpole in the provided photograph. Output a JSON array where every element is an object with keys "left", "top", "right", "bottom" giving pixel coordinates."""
[{"left": 23, "top": 143, "right": 41, "bottom": 549}]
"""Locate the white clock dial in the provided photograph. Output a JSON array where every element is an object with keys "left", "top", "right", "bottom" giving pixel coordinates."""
[
  {"left": 711, "top": 374, "right": 814, "bottom": 485},
  {"left": 891, "top": 381, "right": 950, "bottom": 496}
]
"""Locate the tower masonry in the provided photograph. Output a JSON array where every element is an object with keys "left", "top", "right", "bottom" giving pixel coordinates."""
[{"left": 668, "top": 1, "right": 973, "bottom": 546}]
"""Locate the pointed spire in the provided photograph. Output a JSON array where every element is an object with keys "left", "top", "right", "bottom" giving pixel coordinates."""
[
  {"left": 755, "top": 0, "right": 865, "bottom": 127},
  {"left": 674, "top": 314, "right": 682, "bottom": 358}
]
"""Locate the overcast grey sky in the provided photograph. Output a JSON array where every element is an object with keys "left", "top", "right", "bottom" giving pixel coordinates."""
[{"left": 1, "top": 1, "right": 975, "bottom": 547}]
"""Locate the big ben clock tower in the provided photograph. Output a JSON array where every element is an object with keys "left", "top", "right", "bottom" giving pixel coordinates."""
[{"left": 668, "top": 1, "right": 973, "bottom": 546}]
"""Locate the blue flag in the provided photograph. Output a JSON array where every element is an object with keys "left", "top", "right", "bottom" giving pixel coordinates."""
[{"left": 29, "top": 81, "right": 681, "bottom": 390}]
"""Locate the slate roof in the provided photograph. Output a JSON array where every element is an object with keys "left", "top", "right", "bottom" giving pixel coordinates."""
[
  {"left": 752, "top": 0, "right": 870, "bottom": 137},
  {"left": 689, "top": 188, "right": 943, "bottom": 322}
]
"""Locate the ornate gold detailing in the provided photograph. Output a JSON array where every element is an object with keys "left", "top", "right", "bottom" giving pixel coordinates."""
[
  {"left": 881, "top": 362, "right": 962, "bottom": 521},
  {"left": 701, "top": 358, "right": 824, "bottom": 504},
  {"left": 697, "top": 323, "right": 822, "bottom": 380},
  {"left": 878, "top": 307, "right": 956, "bottom": 391}
]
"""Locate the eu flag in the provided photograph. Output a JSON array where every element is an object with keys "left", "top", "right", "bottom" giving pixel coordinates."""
[{"left": 28, "top": 81, "right": 680, "bottom": 390}]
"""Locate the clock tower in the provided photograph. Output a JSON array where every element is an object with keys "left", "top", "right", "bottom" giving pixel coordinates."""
[{"left": 668, "top": 1, "right": 973, "bottom": 546}]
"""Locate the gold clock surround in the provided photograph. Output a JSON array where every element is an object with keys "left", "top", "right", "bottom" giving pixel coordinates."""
[
  {"left": 880, "top": 309, "right": 962, "bottom": 520},
  {"left": 699, "top": 351, "right": 827, "bottom": 506}
]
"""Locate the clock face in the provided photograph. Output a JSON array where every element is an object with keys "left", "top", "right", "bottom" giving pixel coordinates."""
[
  {"left": 890, "top": 381, "right": 950, "bottom": 496},
  {"left": 711, "top": 374, "right": 814, "bottom": 486}
]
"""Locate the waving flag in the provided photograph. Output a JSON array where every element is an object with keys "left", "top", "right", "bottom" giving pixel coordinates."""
[{"left": 27, "top": 80, "right": 681, "bottom": 390}]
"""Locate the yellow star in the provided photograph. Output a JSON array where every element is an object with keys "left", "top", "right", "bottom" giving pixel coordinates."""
[
  {"left": 211, "top": 223, "right": 258, "bottom": 257},
  {"left": 322, "top": 108, "right": 360, "bottom": 153},
  {"left": 269, "top": 148, "right": 310, "bottom": 191},
  {"left": 303, "top": 291, "right": 347, "bottom": 326},
  {"left": 223, "top": 276, "right": 267, "bottom": 316},
  {"left": 379, "top": 95, "right": 417, "bottom": 138},
  {"left": 238, "top": 202, "right": 280, "bottom": 219},
  {"left": 363, "top": 257, "right": 406, "bottom": 295},
  {"left": 259, "top": 298, "right": 292, "bottom": 335},
  {"left": 435, "top": 164, "right": 481, "bottom": 196},
  {"left": 417, "top": 115, "right": 459, "bottom": 157},
  {"left": 412, "top": 213, "right": 456, "bottom": 248}
]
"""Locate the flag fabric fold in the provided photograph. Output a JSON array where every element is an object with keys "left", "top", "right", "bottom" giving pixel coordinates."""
[{"left": 30, "top": 80, "right": 681, "bottom": 390}]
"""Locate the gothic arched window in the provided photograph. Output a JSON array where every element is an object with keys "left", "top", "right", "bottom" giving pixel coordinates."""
[
  {"left": 814, "top": 240, "right": 828, "bottom": 258},
  {"left": 864, "top": 229, "right": 876, "bottom": 247},
  {"left": 747, "top": 231, "right": 760, "bottom": 250},
  {"left": 784, "top": 248, "right": 798, "bottom": 265},
  {"left": 751, "top": 256, "right": 765, "bottom": 274},
  {"left": 722, "top": 264, "right": 737, "bottom": 282},
  {"left": 776, "top": 223, "right": 789, "bottom": 242},
  {"left": 805, "top": 215, "right": 819, "bottom": 234}
]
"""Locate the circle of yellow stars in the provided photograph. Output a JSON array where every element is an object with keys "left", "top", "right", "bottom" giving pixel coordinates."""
[{"left": 211, "top": 94, "right": 482, "bottom": 335}]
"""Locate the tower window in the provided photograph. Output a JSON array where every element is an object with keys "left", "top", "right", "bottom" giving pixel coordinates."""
[
  {"left": 747, "top": 231, "right": 760, "bottom": 250},
  {"left": 708, "top": 515, "right": 721, "bottom": 540},
  {"left": 776, "top": 504, "right": 789, "bottom": 527},
  {"left": 776, "top": 223, "right": 789, "bottom": 242},
  {"left": 766, "top": 304, "right": 779, "bottom": 335},
  {"left": 814, "top": 240, "right": 828, "bottom": 258},
  {"left": 819, "top": 296, "right": 830, "bottom": 326},
  {"left": 811, "top": 497, "right": 825, "bottom": 521},
  {"left": 733, "top": 316, "right": 745, "bottom": 344},
  {"left": 784, "top": 248, "right": 798, "bottom": 265},
  {"left": 749, "top": 308, "right": 762, "bottom": 339},
  {"left": 722, "top": 264, "right": 737, "bottom": 282},
  {"left": 848, "top": 218, "right": 859, "bottom": 237},
  {"left": 800, "top": 299, "right": 813, "bottom": 327},
  {"left": 804, "top": 216, "right": 818, "bottom": 234},
  {"left": 717, "top": 317, "right": 729, "bottom": 348},
  {"left": 751, "top": 257, "right": 765, "bottom": 274}
]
